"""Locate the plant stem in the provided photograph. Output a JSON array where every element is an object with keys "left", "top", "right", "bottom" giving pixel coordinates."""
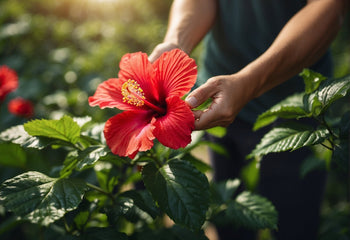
[
  {"left": 63, "top": 217, "right": 72, "bottom": 233},
  {"left": 86, "top": 182, "right": 115, "bottom": 203},
  {"left": 153, "top": 154, "right": 163, "bottom": 168},
  {"left": 146, "top": 148, "right": 164, "bottom": 167}
]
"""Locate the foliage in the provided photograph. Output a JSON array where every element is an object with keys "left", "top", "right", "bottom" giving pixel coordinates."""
[
  {"left": 0, "top": 0, "right": 174, "bottom": 130},
  {"left": 249, "top": 69, "right": 350, "bottom": 168},
  {"left": 0, "top": 115, "right": 277, "bottom": 239},
  {"left": 0, "top": 0, "right": 349, "bottom": 239},
  {"left": 248, "top": 69, "right": 350, "bottom": 239}
]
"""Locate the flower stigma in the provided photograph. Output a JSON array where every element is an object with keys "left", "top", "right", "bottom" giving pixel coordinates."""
[
  {"left": 122, "top": 79, "right": 145, "bottom": 107},
  {"left": 121, "top": 79, "right": 166, "bottom": 115}
]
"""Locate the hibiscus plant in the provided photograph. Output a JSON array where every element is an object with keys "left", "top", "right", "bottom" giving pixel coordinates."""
[
  {"left": 248, "top": 69, "right": 350, "bottom": 239},
  {"left": 0, "top": 50, "right": 278, "bottom": 239},
  {"left": 0, "top": 49, "right": 349, "bottom": 239},
  {"left": 248, "top": 69, "right": 350, "bottom": 175}
]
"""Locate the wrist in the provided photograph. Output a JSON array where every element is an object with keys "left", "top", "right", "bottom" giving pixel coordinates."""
[
  {"left": 237, "top": 52, "right": 281, "bottom": 99},
  {"left": 233, "top": 68, "right": 265, "bottom": 103}
]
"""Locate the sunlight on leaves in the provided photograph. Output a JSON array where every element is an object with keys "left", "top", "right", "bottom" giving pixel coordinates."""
[{"left": 0, "top": 171, "right": 87, "bottom": 226}]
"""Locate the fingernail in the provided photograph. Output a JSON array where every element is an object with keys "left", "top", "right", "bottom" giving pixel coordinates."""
[{"left": 185, "top": 96, "right": 198, "bottom": 108}]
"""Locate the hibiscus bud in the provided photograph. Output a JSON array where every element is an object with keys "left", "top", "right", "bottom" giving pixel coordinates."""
[
  {"left": 8, "top": 97, "right": 34, "bottom": 118},
  {"left": 0, "top": 65, "right": 19, "bottom": 101}
]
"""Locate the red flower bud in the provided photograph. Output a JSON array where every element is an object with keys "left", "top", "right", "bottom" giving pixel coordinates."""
[
  {"left": 0, "top": 65, "right": 19, "bottom": 101},
  {"left": 8, "top": 97, "right": 34, "bottom": 118}
]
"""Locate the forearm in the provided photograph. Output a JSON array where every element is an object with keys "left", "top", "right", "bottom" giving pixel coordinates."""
[
  {"left": 240, "top": 0, "right": 348, "bottom": 100},
  {"left": 163, "top": 0, "right": 217, "bottom": 54}
]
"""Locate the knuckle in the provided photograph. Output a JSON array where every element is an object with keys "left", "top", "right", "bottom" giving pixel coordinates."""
[{"left": 208, "top": 76, "right": 225, "bottom": 88}]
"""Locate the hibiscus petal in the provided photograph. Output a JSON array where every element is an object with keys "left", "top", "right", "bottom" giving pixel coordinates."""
[
  {"left": 88, "top": 78, "right": 139, "bottom": 111},
  {"left": 153, "top": 96, "right": 195, "bottom": 149},
  {"left": 118, "top": 52, "right": 159, "bottom": 103},
  {"left": 152, "top": 49, "right": 197, "bottom": 100},
  {"left": 104, "top": 110, "right": 156, "bottom": 158}
]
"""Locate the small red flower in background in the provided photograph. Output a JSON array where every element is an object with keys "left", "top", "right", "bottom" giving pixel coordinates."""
[
  {"left": 89, "top": 49, "right": 197, "bottom": 158},
  {"left": 0, "top": 65, "right": 18, "bottom": 101},
  {"left": 8, "top": 97, "right": 34, "bottom": 118}
]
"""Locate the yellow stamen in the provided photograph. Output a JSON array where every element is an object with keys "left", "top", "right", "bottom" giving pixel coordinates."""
[
  {"left": 122, "top": 79, "right": 145, "bottom": 107},
  {"left": 121, "top": 79, "right": 166, "bottom": 114}
]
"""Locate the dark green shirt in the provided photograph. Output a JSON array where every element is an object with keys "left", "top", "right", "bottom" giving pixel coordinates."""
[{"left": 198, "top": 0, "right": 332, "bottom": 123}]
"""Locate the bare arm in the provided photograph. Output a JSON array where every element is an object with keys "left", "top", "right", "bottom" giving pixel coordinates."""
[
  {"left": 244, "top": 0, "right": 348, "bottom": 98},
  {"left": 148, "top": 0, "right": 217, "bottom": 61},
  {"left": 186, "top": 0, "right": 348, "bottom": 130}
]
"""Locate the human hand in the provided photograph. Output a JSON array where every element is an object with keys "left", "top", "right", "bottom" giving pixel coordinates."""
[
  {"left": 148, "top": 42, "right": 182, "bottom": 63},
  {"left": 185, "top": 74, "right": 252, "bottom": 130}
]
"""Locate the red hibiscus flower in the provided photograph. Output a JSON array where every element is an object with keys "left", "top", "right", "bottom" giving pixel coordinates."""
[
  {"left": 89, "top": 49, "right": 197, "bottom": 158},
  {"left": 8, "top": 97, "right": 34, "bottom": 118},
  {"left": 0, "top": 65, "right": 18, "bottom": 101}
]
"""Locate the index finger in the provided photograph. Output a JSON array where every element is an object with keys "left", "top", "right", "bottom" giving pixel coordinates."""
[{"left": 194, "top": 104, "right": 222, "bottom": 130}]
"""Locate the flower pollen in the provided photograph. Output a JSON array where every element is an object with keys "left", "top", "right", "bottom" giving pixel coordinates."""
[{"left": 122, "top": 79, "right": 145, "bottom": 107}]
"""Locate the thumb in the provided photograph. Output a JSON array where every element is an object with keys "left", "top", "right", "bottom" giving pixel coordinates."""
[
  {"left": 148, "top": 49, "right": 162, "bottom": 63},
  {"left": 148, "top": 43, "right": 180, "bottom": 63},
  {"left": 185, "top": 82, "right": 218, "bottom": 108}
]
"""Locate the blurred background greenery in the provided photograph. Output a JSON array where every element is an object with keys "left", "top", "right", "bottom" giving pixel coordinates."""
[
  {"left": 0, "top": 0, "right": 349, "bottom": 239},
  {"left": 0, "top": 0, "right": 175, "bottom": 129},
  {"left": 0, "top": 0, "right": 348, "bottom": 128},
  {"left": 1, "top": 0, "right": 348, "bottom": 128}
]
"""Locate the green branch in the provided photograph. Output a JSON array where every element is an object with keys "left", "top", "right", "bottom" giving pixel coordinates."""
[{"left": 86, "top": 183, "right": 115, "bottom": 203}]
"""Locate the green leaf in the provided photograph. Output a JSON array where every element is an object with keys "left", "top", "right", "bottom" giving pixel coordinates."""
[
  {"left": 299, "top": 156, "right": 326, "bottom": 178},
  {"left": 241, "top": 159, "right": 260, "bottom": 191},
  {"left": 24, "top": 115, "right": 81, "bottom": 144},
  {"left": 305, "top": 75, "right": 350, "bottom": 116},
  {"left": 248, "top": 122, "right": 330, "bottom": 159},
  {"left": 253, "top": 93, "right": 308, "bottom": 130},
  {"left": 181, "top": 153, "right": 212, "bottom": 173},
  {"left": 0, "top": 143, "right": 26, "bottom": 168},
  {"left": 0, "top": 171, "right": 87, "bottom": 226},
  {"left": 76, "top": 146, "right": 109, "bottom": 170},
  {"left": 0, "top": 125, "right": 53, "bottom": 149},
  {"left": 211, "top": 179, "right": 240, "bottom": 205},
  {"left": 142, "top": 160, "right": 210, "bottom": 230},
  {"left": 318, "top": 76, "right": 350, "bottom": 108},
  {"left": 201, "top": 141, "right": 229, "bottom": 157},
  {"left": 205, "top": 126, "right": 227, "bottom": 138},
  {"left": 120, "top": 190, "right": 160, "bottom": 219},
  {"left": 299, "top": 69, "right": 327, "bottom": 94},
  {"left": 74, "top": 211, "right": 90, "bottom": 230},
  {"left": 111, "top": 198, "right": 151, "bottom": 223},
  {"left": 60, "top": 151, "right": 79, "bottom": 177},
  {"left": 108, "top": 190, "right": 158, "bottom": 224},
  {"left": 308, "top": 94, "right": 323, "bottom": 116},
  {"left": 60, "top": 147, "right": 115, "bottom": 178},
  {"left": 227, "top": 191, "right": 278, "bottom": 230}
]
